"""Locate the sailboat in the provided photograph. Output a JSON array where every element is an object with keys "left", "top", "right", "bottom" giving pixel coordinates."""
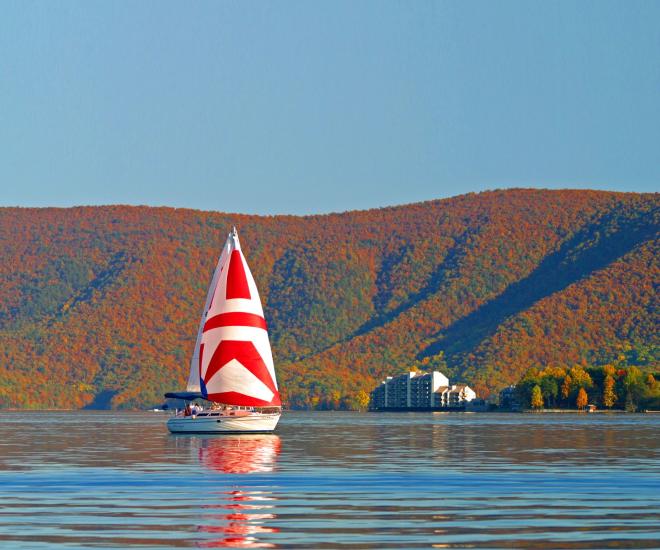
[{"left": 165, "top": 228, "right": 281, "bottom": 433}]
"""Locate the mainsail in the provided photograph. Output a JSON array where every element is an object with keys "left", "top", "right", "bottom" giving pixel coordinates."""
[{"left": 186, "top": 228, "right": 280, "bottom": 407}]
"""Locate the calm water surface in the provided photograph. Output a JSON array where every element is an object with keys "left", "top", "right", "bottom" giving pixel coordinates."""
[{"left": 0, "top": 411, "right": 658, "bottom": 549}]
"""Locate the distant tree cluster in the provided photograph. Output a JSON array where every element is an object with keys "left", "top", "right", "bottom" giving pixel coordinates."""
[{"left": 515, "top": 363, "right": 659, "bottom": 411}]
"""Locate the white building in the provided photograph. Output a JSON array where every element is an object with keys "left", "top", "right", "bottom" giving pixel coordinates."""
[{"left": 370, "top": 370, "right": 477, "bottom": 410}]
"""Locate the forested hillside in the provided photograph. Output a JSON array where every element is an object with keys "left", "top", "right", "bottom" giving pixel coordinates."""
[{"left": 0, "top": 189, "right": 657, "bottom": 409}]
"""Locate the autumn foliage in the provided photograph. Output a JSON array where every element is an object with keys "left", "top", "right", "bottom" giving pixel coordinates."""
[
  {"left": 0, "top": 189, "right": 657, "bottom": 409},
  {"left": 515, "top": 364, "right": 659, "bottom": 411}
]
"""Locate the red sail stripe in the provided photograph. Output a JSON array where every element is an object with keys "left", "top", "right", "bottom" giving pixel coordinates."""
[
  {"left": 226, "top": 250, "right": 251, "bottom": 299},
  {"left": 203, "top": 312, "right": 267, "bottom": 332}
]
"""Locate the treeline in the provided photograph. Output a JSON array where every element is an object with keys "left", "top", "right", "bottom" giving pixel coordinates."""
[{"left": 516, "top": 363, "right": 660, "bottom": 412}]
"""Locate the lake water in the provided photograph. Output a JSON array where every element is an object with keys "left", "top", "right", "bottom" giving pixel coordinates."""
[{"left": 0, "top": 411, "right": 658, "bottom": 549}]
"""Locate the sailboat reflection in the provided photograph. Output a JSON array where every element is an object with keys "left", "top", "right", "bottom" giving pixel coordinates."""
[
  {"left": 197, "top": 435, "right": 281, "bottom": 548},
  {"left": 199, "top": 434, "right": 281, "bottom": 474}
]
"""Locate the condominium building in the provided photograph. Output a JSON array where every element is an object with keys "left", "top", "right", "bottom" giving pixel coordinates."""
[{"left": 370, "top": 370, "right": 477, "bottom": 410}]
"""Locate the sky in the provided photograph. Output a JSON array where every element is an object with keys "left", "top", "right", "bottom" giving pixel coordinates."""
[{"left": 1, "top": 0, "right": 658, "bottom": 215}]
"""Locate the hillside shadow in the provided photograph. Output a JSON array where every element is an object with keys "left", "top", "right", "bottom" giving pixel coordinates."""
[
  {"left": 83, "top": 390, "right": 118, "bottom": 410},
  {"left": 52, "top": 252, "right": 130, "bottom": 321},
  {"left": 352, "top": 230, "right": 473, "bottom": 338},
  {"left": 418, "top": 208, "right": 658, "bottom": 362},
  {"left": 277, "top": 231, "right": 474, "bottom": 364}
]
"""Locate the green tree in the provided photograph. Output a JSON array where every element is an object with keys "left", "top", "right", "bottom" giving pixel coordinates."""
[
  {"left": 603, "top": 375, "right": 616, "bottom": 409},
  {"left": 624, "top": 367, "right": 645, "bottom": 410},
  {"left": 515, "top": 368, "right": 541, "bottom": 409},
  {"left": 576, "top": 387, "right": 588, "bottom": 410},
  {"left": 531, "top": 385, "right": 544, "bottom": 410},
  {"left": 641, "top": 374, "right": 660, "bottom": 411},
  {"left": 540, "top": 377, "right": 558, "bottom": 407}
]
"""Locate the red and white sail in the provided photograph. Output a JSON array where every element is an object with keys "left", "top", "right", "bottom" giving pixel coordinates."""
[{"left": 187, "top": 228, "right": 280, "bottom": 407}]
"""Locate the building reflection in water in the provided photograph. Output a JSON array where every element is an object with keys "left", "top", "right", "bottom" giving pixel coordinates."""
[{"left": 196, "top": 435, "right": 281, "bottom": 548}]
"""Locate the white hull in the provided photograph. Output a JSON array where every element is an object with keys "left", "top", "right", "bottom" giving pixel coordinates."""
[{"left": 167, "top": 412, "right": 280, "bottom": 433}]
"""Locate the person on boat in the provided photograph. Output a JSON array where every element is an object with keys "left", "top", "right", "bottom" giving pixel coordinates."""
[{"left": 184, "top": 403, "right": 192, "bottom": 417}]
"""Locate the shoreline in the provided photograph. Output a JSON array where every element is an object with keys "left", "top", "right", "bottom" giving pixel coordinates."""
[
  {"left": 521, "top": 408, "right": 627, "bottom": 414},
  {"left": 2, "top": 407, "right": 658, "bottom": 414}
]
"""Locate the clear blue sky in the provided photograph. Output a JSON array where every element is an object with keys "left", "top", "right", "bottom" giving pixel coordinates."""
[{"left": 1, "top": 1, "right": 658, "bottom": 214}]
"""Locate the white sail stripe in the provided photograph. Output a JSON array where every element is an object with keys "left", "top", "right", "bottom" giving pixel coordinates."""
[
  {"left": 204, "top": 324, "right": 270, "bottom": 342},
  {"left": 205, "top": 359, "right": 275, "bottom": 402},
  {"left": 210, "top": 298, "right": 265, "bottom": 316}
]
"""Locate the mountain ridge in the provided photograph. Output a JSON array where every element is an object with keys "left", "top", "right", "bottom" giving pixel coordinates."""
[
  {"left": 0, "top": 186, "right": 632, "bottom": 217},
  {"left": 0, "top": 188, "right": 657, "bottom": 409}
]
